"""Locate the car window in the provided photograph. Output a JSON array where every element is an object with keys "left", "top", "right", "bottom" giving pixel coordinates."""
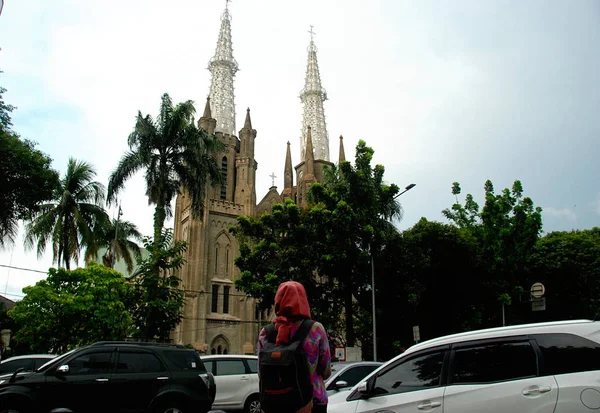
[
  {"left": 204, "top": 360, "right": 215, "bottom": 374},
  {"left": 116, "top": 352, "right": 166, "bottom": 374},
  {"left": 0, "top": 358, "right": 33, "bottom": 374},
  {"left": 451, "top": 341, "right": 536, "bottom": 384},
  {"left": 68, "top": 351, "right": 114, "bottom": 375},
  {"left": 533, "top": 333, "right": 600, "bottom": 376},
  {"left": 33, "top": 358, "right": 53, "bottom": 370},
  {"left": 373, "top": 351, "right": 444, "bottom": 395},
  {"left": 245, "top": 359, "right": 258, "bottom": 374},
  {"left": 335, "top": 365, "right": 379, "bottom": 388},
  {"left": 216, "top": 359, "right": 247, "bottom": 376},
  {"left": 164, "top": 350, "right": 207, "bottom": 373},
  {"left": 37, "top": 348, "right": 78, "bottom": 372}
]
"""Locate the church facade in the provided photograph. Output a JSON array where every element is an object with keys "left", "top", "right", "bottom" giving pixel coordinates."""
[{"left": 171, "top": 5, "right": 346, "bottom": 354}]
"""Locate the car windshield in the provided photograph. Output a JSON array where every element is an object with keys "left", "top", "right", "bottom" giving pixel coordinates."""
[{"left": 36, "top": 348, "right": 78, "bottom": 372}]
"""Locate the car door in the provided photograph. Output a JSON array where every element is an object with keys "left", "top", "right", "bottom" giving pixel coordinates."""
[
  {"left": 42, "top": 348, "right": 116, "bottom": 413},
  {"left": 443, "top": 338, "right": 558, "bottom": 413},
  {"left": 213, "top": 358, "right": 252, "bottom": 409},
  {"left": 244, "top": 357, "right": 260, "bottom": 394},
  {"left": 532, "top": 333, "right": 600, "bottom": 411},
  {"left": 110, "top": 348, "right": 170, "bottom": 413},
  {"left": 352, "top": 347, "right": 447, "bottom": 413}
]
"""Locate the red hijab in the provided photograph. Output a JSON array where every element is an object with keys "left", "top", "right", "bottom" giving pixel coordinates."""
[{"left": 273, "top": 281, "right": 311, "bottom": 346}]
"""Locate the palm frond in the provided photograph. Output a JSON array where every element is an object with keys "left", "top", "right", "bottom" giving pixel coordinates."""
[{"left": 107, "top": 151, "right": 145, "bottom": 204}]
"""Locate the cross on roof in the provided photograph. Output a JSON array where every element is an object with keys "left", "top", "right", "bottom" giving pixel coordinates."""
[
  {"left": 269, "top": 172, "right": 277, "bottom": 187},
  {"left": 308, "top": 25, "right": 315, "bottom": 42}
]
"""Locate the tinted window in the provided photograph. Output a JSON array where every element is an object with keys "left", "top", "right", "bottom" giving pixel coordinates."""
[
  {"left": 534, "top": 333, "right": 600, "bottom": 376},
  {"left": 335, "top": 365, "right": 379, "bottom": 389},
  {"left": 216, "top": 359, "right": 247, "bottom": 376},
  {"left": 246, "top": 359, "right": 258, "bottom": 374},
  {"left": 33, "top": 357, "right": 53, "bottom": 370},
  {"left": 163, "top": 350, "right": 206, "bottom": 373},
  {"left": 204, "top": 360, "right": 215, "bottom": 374},
  {"left": 374, "top": 351, "right": 444, "bottom": 395},
  {"left": 116, "top": 352, "right": 166, "bottom": 374},
  {"left": 68, "top": 352, "right": 113, "bottom": 375},
  {"left": 0, "top": 358, "right": 33, "bottom": 374},
  {"left": 451, "top": 341, "right": 536, "bottom": 384}
]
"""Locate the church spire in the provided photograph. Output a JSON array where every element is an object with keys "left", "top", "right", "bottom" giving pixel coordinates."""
[
  {"left": 304, "top": 126, "right": 315, "bottom": 177},
  {"left": 208, "top": 1, "right": 238, "bottom": 136},
  {"left": 300, "top": 25, "right": 329, "bottom": 162},
  {"left": 284, "top": 141, "right": 293, "bottom": 190},
  {"left": 338, "top": 135, "right": 346, "bottom": 163}
]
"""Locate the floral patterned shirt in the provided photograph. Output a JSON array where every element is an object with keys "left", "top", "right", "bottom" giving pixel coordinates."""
[{"left": 258, "top": 320, "right": 332, "bottom": 405}]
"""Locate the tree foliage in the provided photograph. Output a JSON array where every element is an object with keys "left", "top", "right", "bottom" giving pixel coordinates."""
[
  {"left": 85, "top": 217, "right": 143, "bottom": 273},
  {"left": 232, "top": 140, "right": 403, "bottom": 349},
  {"left": 0, "top": 83, "right": 60, "bottom": 248},
  {"left": 107, "top": 93, "right": 223, "bottom": 249},
  {"left": 128, "top": 229, "right": 187, "bottom": 340},
  {"left": 8, "top": 262, "right": 133, "bottom": 353},
  {"left": 24, "top": 158, "right": 109, "bottom": 270}
]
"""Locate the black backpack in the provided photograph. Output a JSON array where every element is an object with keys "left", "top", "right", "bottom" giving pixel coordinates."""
[{"left": 259, "top": 319, "right": 315, "bottom": 413}]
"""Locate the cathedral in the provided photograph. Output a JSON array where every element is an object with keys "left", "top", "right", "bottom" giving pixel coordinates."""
[{"left": 171, "top": 4, "right": 346, "bottom": 354}]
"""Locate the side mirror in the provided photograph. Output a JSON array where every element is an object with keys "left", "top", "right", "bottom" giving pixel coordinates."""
[
  {"left": 56, "top": 365, "right": 69, "bottom": 375},
  {"left": 358, "top": 375, "right": 376, "bottom": 395},
  {"left": 335, "top": 380, "right": 349, "bottom": 389}
]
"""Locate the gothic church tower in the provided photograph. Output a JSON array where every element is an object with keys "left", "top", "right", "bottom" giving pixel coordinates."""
[{"left": 172, "top": 3, "right": 258, "bottom": 355}]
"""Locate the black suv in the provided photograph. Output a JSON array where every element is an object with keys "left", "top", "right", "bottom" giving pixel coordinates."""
[{"left": 0, "top": 341, "right": 216, "bottom": 413}]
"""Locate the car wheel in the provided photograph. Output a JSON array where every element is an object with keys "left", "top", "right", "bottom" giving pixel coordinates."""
[
  {"left": 154, "top": 401, "right": 186, "bottom": 413},
  {"left": 244, "top": 394, "right": 261, "bottom": 413}
]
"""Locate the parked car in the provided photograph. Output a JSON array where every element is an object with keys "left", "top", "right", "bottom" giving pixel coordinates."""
[
  {"left": 325, "top": 361, "right": 382, "bottom": 396},
  {"left": 0, "top": 341, "right": 216, "bottom": 413},
  {"left": 0, "top": 354, "right": 56, "bottom": 375},
  {"left": 201, "top": 354, "right": 260, "bottom": 413},
  {"left": 328, "top": 319, "right": 600, "bottom": 413}
]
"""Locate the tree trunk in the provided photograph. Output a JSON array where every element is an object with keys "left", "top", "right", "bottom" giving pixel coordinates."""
[{"left": 153, "top": 200, "right": 166, "bottom": 250}]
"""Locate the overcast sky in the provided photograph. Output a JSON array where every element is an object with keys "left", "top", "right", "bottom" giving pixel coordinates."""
[{"left": 1, "top": 0, "right": 599, "bottom": 300}]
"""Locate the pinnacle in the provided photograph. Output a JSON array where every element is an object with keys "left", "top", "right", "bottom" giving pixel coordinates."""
[
  {"left": 202, "top": 96, "right": 212, "bottom": 118},
  {"left": 244, "top": 107, "right": 252, "bottom": 129}
]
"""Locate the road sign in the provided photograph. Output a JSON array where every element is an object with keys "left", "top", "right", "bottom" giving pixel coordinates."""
[
  {"left": 413, "top": 325, "right": 420, "bottom": 343},
  {"left": 532, "top": 297, "right": 546, "bottom": 312},
  {"left": 335, "top": 347, "right": 346, "bottom": 362},
  {"left": 531, "top": 282, "right": 545, "bottom": 299}
]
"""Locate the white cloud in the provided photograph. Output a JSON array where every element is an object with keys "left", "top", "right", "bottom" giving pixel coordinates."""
[{"left": 543, "top": 207, "right": 577, "bottom": 221}]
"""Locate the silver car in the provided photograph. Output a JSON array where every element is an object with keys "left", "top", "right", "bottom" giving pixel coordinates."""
[{"left": 325, "top": 361, "right": 382, "bottom": 396}]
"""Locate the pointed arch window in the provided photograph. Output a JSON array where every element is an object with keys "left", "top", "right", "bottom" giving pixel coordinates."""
[
  {"left": 223, "top": 286, "right": 230, "bottom": 314},
  {"left": 212, "top": 284, "right": 219, "bottom": 313},
  {"left": 220, "top": 156, "right": 228, "bottom": 200},
  {"left": 225, "top": 247, "right": 230, "bottom": 274},
  {"left": 215, "top": 245, "right": 219, "bottom": 273}
]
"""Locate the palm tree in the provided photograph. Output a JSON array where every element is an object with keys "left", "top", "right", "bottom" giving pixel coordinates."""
[
  {"left": 25, "top": 158, "right": 109, "bottom": 270},
  {"left": 107, "top": 93, "right": 223, "bottom": 248},
  {"left": 85, "top": 216, "right": 143, "bottom": 273}
]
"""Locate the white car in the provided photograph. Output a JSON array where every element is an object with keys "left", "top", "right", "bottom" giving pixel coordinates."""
[
  {"left": 329, "top": 319, "right": 600, "bottom": 413},
  {"left": 0, "top": 354, "right": 56, "bottom": 375},
  {"left": 202, "top": 354, "right": 260, "bottom": 413}
]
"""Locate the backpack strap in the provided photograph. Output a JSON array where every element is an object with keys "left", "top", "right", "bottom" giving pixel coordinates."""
[
  {"left": 264, "top": 323, "right": 278, "bottom": 344},
  {"left": 291, "top": 319, "right": 315, "bottom": 343},
  {"left": 263, "top": 319, "right": 315, "bottom": 345}
]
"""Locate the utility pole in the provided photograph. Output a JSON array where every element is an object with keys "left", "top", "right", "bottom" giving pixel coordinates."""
[{"left": 112, "top": 205, "right": 123, "bottom": 266}]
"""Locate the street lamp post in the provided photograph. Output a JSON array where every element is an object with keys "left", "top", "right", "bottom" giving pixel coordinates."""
[{"left": 371, "top": 183, "right": 416, "bottom": 361}]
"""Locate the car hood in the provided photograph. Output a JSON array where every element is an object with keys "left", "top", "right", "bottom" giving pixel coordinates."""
[{"left": 328, "top": 388, "right": 352, "bottom": 405}]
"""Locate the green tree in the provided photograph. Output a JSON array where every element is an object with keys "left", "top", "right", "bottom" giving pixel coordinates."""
[
  {"left": 0, "top": 132, "right": 60, "bottom": 248},
  {"left": 442, "top": 180, "right": 543, "bottom": 325},
  {"left": 232, "top": 140, "right": 403, "bottom": 348},
  {"left": 107, "top": 93, "right": 223, "bottom": 250},
  {"left": 24, "top": 158, "right": 109, "bottom": 270},
  {"left": 85, "top": 217, "right": 143, "bottom": 273},
  {"left": 231, "top": 200, "right": 342, "bottom": 342},
  {"left": 528, "top": 228, "right": 600, "bottom": 321},
  {"left": 0, "top": 82, "right": 60, "bottom": 248},
  {"left": 129, "top": 229, "right": 186, "bottom": 340},
  {"left": 9, "top": 262, "right": 133, "bottom": 353}
]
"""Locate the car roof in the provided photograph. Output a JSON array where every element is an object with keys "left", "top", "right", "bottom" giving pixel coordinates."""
[
  {"left": 1, "top": 354, "right": 56, "bottom": 363},
  {"left": 404, "top": 319, "right": 598, "bottom": 357},
  {"left": 200, "top": 354, "right": 257, "bottom": 360}
]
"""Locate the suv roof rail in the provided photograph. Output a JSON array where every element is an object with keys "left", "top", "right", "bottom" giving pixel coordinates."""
[{"left": 90, "top": 341, "right": 187, "bottom": 349}]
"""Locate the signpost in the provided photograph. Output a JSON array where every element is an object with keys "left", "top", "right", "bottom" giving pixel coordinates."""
[
  {"left": 413, "top": 325, "right": 420, "bottom": 344},
  {"left": 530, "top": 282, "right": 546, "bottom": 311},
  {"left": 335, "top": 347, "right": 346, "bottom": 362}
]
